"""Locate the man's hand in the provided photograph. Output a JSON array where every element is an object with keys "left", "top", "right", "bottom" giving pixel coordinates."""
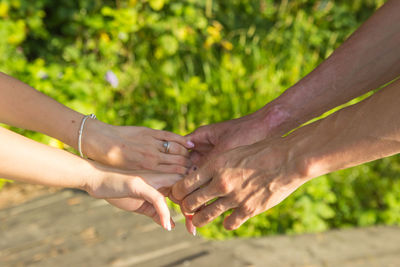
[
  {"left": 171, "top": 139, "right": 307, "bottom": 230},
  {"left": 174, "top": 77, "right": 400, "bottom": 231},
  {"left": 188, "top": 0, "right": 400, "bottom": 168},
  {"left": 188, "top": 104, "right": 293, "bottom": 166}
]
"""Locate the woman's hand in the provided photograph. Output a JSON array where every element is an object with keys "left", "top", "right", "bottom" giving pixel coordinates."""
[
  {"left": 86, "top": 168, "right": 183, "bottom": 231},
  {"left": 83, "top": 120, "right": 194, "bottom": 174},
  {"left": 0, "top": 125, "right": 183, "bottom": 231}
]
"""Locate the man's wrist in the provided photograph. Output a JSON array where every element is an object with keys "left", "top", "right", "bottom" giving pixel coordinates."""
[
  {"left": 283, "top": 122, "right": 329, "bottom": 183},
  {"left": 253, "top": 99, "right": 298, "bottom": 138}
]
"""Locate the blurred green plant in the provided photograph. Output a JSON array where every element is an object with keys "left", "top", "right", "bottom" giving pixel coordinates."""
[
  {"left": 0, "top": 179, "right": 12, "bottom": 190},
  {"left": 1, "top": 0, "right": 397, "bottom": 239}
]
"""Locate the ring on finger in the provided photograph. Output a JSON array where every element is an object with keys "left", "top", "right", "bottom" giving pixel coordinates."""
[{"left": 163, "top": 141, "right": 171, "bottom": 153}]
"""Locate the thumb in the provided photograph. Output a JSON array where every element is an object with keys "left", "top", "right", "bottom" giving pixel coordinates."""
[{"left": 186, "top": 127, "right": 215, "bottom": 154}]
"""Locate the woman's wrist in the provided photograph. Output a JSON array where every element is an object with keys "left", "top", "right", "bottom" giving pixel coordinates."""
[
  {"left": 77, "top": 159, "right": 121, "bottom": 197},
  {"left": 71, "top": 158, "right": 103, "bottom": 193},
  {"left": 79, "top": 118, "right": 114, "bottom": 161}
]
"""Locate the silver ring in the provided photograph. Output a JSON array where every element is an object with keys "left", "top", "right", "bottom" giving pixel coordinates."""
[{"left": 163, "top": 141, "right": 171, "bottom": 153}]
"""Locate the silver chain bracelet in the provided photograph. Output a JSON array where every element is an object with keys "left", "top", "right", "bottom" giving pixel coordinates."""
[{"left": 78, "top": 114, "right": 96, "bottom": 158}]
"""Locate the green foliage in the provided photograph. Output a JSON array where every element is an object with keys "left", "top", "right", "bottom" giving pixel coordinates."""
[
  {"left": 0, "top": 179, "right": 12, "bottom": 190},
  {"left": 1, "top": 0, "right": 397, "bottom": 239}
]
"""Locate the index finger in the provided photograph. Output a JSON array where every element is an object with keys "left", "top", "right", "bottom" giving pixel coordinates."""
[{"left": 171, "top": 164, "right": 213, "bottom": 201}]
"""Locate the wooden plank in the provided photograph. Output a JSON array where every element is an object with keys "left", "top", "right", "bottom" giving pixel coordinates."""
[
  {"left": 0, "top": 190, "right": 206, "bottom": 267},
  {"left": 2, "top": 190, "right": 400, "bottom": 267}
]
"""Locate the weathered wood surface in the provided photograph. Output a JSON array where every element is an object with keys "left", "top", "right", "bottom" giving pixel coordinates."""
[{"left": 1, "top": 190, "right": 399, "bottom": 267}]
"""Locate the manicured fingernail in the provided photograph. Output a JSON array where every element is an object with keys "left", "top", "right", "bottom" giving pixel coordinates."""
[
  {"left": 192, "top": 228, "right": 197, "bottom": 236},
  {"left": 166, "top": 220, "right": 172, "bottom": 231},
  {"left": 187, "top": 140, "right": 195, "bottom": 148}
]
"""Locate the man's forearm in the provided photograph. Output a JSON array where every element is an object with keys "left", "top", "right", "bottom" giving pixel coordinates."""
[
  {"left": 257, "top": 0, "right": 400, "bottom": 136},
  {"left": 0, "top": 72, "right": 84, "bottom": 149},
  {"left": 286, "top": 78, "right": 400, "bottom": 182}
]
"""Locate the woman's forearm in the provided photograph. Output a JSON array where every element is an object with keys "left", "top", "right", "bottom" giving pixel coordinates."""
[
  {"left": 288, "top": 78, "right": 400, "bottom": 181},
  {"left": 0, "top": 126, "right": 98, "bottom": 189},
  {"left": 257, "top": 0, "right": 400, "bottom": 135},
  {"left": 0, "top": 125, "right": 176, "bottom": 230},
  {"left": 0, "top": 72, "right": 192, "bottom": 173},
  {"left": 0, "top": 72, "right": 84, "bottom": 149}
]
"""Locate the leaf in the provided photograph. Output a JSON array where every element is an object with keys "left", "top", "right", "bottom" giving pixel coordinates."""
[{"left": 149, "top": 0, "right": 165, "bottom": 11}]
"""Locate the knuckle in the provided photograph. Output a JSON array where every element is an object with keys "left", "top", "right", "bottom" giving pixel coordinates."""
[
  {"left": 241, "top": 203, "right": 255, "bottom": 216},
  {"left": 182, "top": 176, "right": 195, "bottom": 188},
  {"left": 160, "top": 130, "right": 170, "bottom": 138},
  {"left": 197, "top": 211, "right": 213, "bottom": 223},
  {"left": 171, "top": 184, "right": 183, "bottom": 201},
  {"left": 216, "top": 178, "right": 232, "bottom": 194},
  {"left": 195, "top": 125, "right": 207, "bottom": 134},
  {"left": 214, "top": 202, "right": 227, "bottom": 213},
  {"left": 182, "top": 198, "right": 195, "bottom": 212},
  {"left": 202, "top": 212, "right": 213, "bottom": 222},
  {"left": 169, "top": 143, "right": 177, "bottom": 153}
]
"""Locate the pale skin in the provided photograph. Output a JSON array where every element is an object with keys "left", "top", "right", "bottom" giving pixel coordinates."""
[
  {"left": 0, "top": 125, "right": 183, "bottom": 230},
  {"left": 173, "top": 0, "right": 400, "bottom": 231},
  {"left": 0, "top": 72, "right": 194, "bottom": 231},
  {"left": 0, "top": 72, "right": 194, "bottom": 174}
]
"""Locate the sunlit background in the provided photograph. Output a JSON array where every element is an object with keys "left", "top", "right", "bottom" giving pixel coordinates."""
[{"left": 1, "top": 0, "right": 398, "bottom": 240}]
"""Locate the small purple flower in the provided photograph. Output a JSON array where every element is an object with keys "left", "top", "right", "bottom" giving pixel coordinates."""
[
  {"left": 105, "top": 70, "right": 119, "bottom": 88},
  {"left": 38, "top": 70, "right": 49, "bottom": 80}
]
